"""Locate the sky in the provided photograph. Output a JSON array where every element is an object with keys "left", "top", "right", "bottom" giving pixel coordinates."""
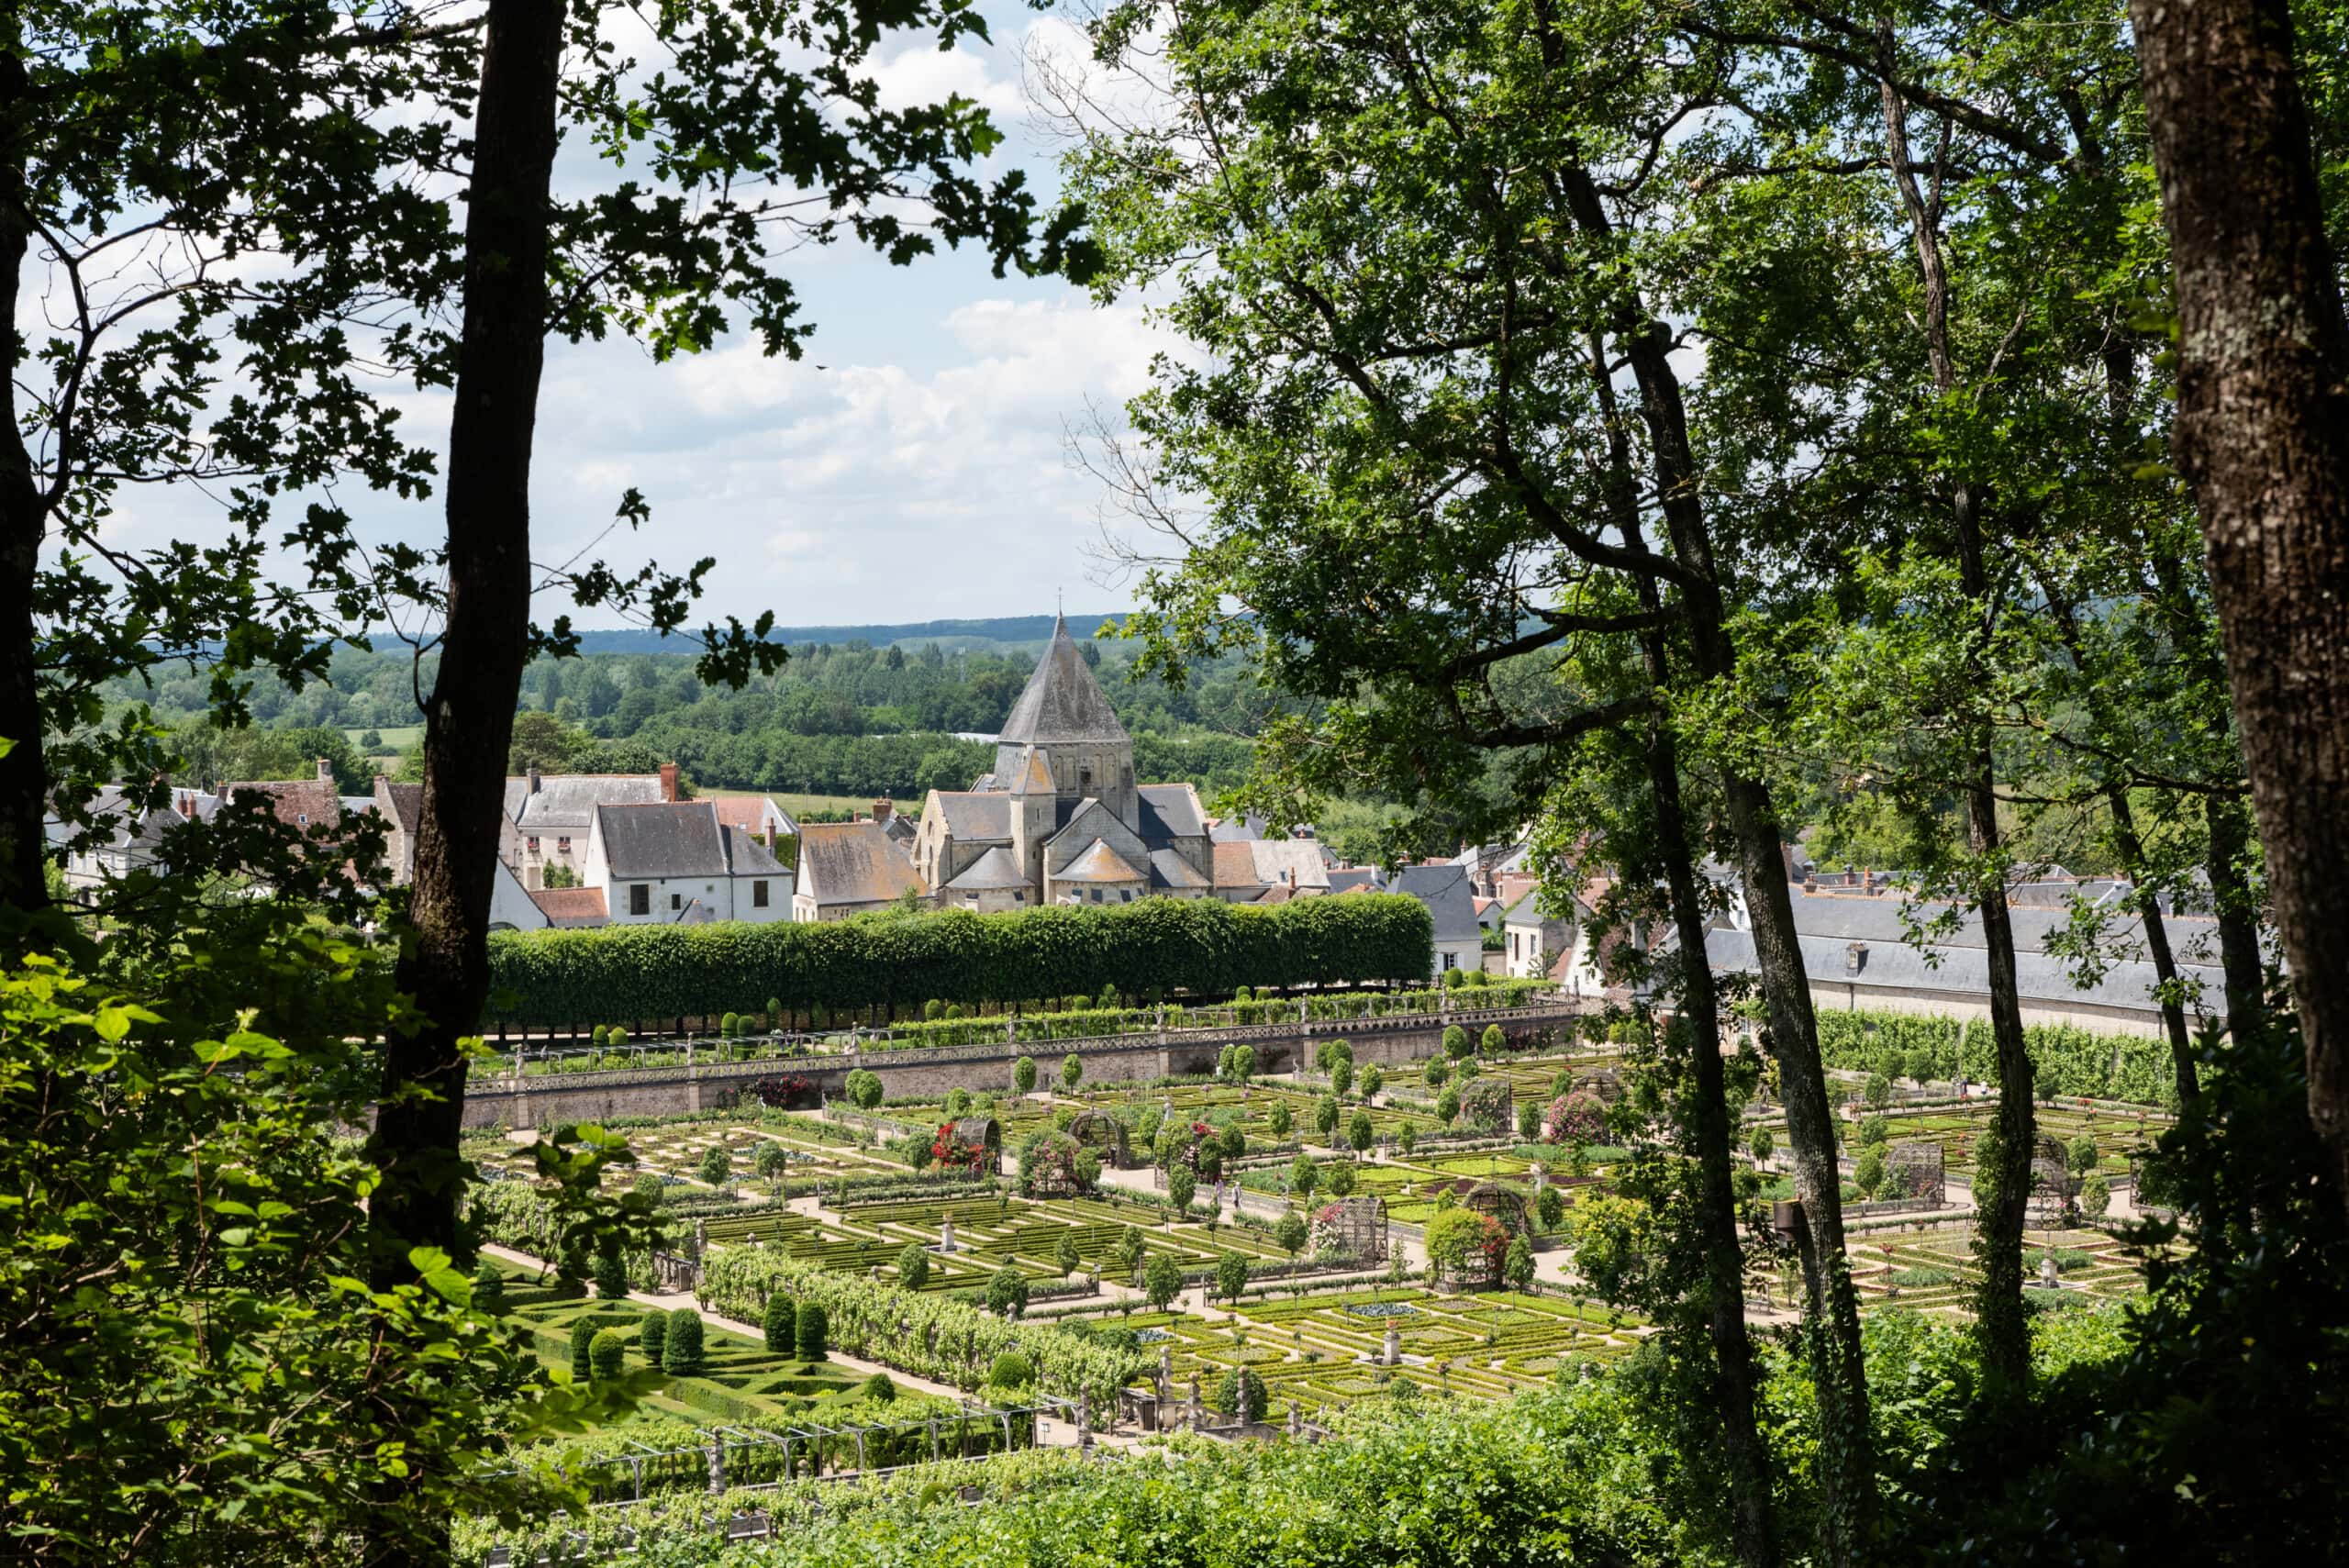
[{"left": 87, "top": 4, "right": 1174, "bottom": 636}]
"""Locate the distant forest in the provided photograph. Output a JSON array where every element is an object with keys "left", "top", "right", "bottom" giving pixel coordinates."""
[{"left": 107, "top": 619, "right": 1300, "bottom": 826}]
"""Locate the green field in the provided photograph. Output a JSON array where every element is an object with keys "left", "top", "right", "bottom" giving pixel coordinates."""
[{"left": 346, "top": 724, "right": 421, "bottom": 754}]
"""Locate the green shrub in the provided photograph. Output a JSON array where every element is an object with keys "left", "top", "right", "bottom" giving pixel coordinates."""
[
  {"left": 1748, "top": 1127, "right": 1774, "bottom": 1163},
  {"left": 763, "top": 1292, "right": 795, "bottom": 1351},
  {"left": 1349, "top": 1109, "right": 1375, "bottom": 1152},
  {"left": 1359, "top": 1063, "right": 1381, "bottom": 1097},
  {"left": 1425, "top": 1058, "right": 1449, "bottom": 1088},
  {"left": 844, "top": 1069, "right": 884, "bottom": 1111},
  {"left": 1216, "top": 1365, "right": 1267, "bottom": 1423},
  {"left": 589, "top": 1328, "right": 627, "bottom": 1382},
  {"left": 1168, "top": 1166, "right": 1197, "bottom": 1213},
  {"left": 1442, "top": 1024, "right": 1470, "bottom": 1059},
  {"left": 720, "top": 1011, "right": 740, "bottom": 1038},
  {"left": 1480, "top": 1023, "right": 1504, "bottom": 1054},
  {"left": 1437, "top": 1085, "right": 1462, "bottom": 1124},
  {"left": 988, "top": 1351, "right": 1034, "bottom": 1388},
  {"left": 662, "top": 1310, "right": 705, "bottom": 1376},
  {"left": 594, "top": 1246, "right": 630, "bottom": 1301},
  {"left": 1325, "top": 1161, "right": 1358, "bottom": 1198},
  {"left": 473, "top": 1258, "right": 507, "bottom": 1314},
  {"left": 1266, "top": 1100, "right": 1293, "bottom": 1137},
  {"left": 1330, "top": 1060, "right": 1353, "bottom": 1098},
  {"left": 1275, "top": 1211, "right": 1309, "bottom": 1258},
  {"left": 638, "top": 1311, "right": 668, "bottom": 1365},
  {"left": 1062, "top": 1052, "right": 1084, "bottom": 1092},
  {"left": 1397, "top": 1120, "right": 1418, "bottom": 1157},
  {"left": 698, "top": 1147, "right": 731, "bottom": 1187},
  {"left": 795, "top": 1301, "right": 828, "bottom": 1361},
  {"left": 1442, "top": 966, "right": 1467, "bottom": 990},
  {"left": 862, "top": 1372, "right": 896, "bottom": 1403},
  {"left": 2080, "top": 1172, "right": 2112, "bottom": 1220},
  {"left": 987, "top": 1265, "right": 1030, "bottom": 1318},
  {"left": 630, "top": 1173, "right": 668, "bottom": 1207},
  {"left": 1142, "top": 1252, "right": 1183, "bottom": 1312},
  {"left": 568, "top": 1318, "right": 596, "bottom": 1384},
  {"left": 898, "top": 1242, "right": 931, "bottom": 1289},
  {"left": 754, "top": 1140, "right": 789, "bottom": 1185},
  {"left": 1013, "top": 1055, "right": 1038, "bottom": 1095}
]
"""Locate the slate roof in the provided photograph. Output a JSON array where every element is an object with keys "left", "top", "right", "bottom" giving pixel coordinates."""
[
  {"left": 934, "top": 791, "right": 1013, "bottom": 842},
  {"left": 507, "top": 773, "right": 664, "bottom": 832},
  {"left": 48, "top": 785, "right": 184, "bottom": 855},
  {"left": 1705, "top": 925, "right": 2229, "bottom": 1021},
  {"left": 1056, "top": 840, "right": 1145, "bottom": 883},
  {"left": 1392, "top": 862, "right": 1482, "bottom": 943},
  {"left": 1208, "top": 813, "right": 1267, "bottom": 843},
  {"left": 1242, "top": 839, "right": 1331, "bottom": 892},
  {"left": 945, "top": 845, "right": 1030, "bottom": 892},
  {"left": 995, "top": 615, "right": 1130, "bottom": 749},
  {"left": 1147, "top": 848, "right": 1212, "bottom": 890},
  {"left": 798, "top": 820, "right": 925, "bottom": 906},
  {"left": 1776, "top": 884, "right": 2221, "bottom": 962},
  {"left": 1326, "top": 866, "right": 1383, "bottom": 894},
  {"left": 596, "top": 803, "right": 729, "bottom": 879},
  {"left": 721, "top": 826, "right": 787, "bottom": 876},
  {"left": 529, "top": 885, "right": 609, "bottom": 927},
  {"left": 1136, "top": 782, "right": 1207, "bottom": 841}
]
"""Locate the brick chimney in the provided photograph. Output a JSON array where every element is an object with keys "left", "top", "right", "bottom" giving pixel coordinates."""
[
  {"left": 527, "top": 763, "right": 541, "bottom": 794},
  {"left": 659, "top": 762, "right": 680, "bottom": 802},
  {"left": 1802, "top": 873, "right": 1817, "bottom": 894},
  {"left": 315, "top": 757, "right": 334, "bottom": 784},
  {"left": 1861, "top": 867, "right": 1875, "bottom": 895},
  {"left": 872, "top": 797, "right": 893, "bottom": 824}
]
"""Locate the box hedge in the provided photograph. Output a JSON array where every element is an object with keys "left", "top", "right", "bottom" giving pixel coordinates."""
[{"left": 484, "top": 894, "right": 1433, "bottom": 1030}]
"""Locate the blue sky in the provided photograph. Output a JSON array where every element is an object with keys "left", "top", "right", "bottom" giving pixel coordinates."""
[{"left": 96, "top": 3, "right": 1165, "bottom": 637}]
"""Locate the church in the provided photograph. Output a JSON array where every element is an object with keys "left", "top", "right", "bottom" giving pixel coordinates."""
[{"left": 908, "top": 615, "right": 1215, "bottom": 909}]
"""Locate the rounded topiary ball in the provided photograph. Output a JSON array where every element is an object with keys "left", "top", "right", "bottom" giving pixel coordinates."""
[
  {"left": 988, "top": 1351, "right": 1034, "bottom": 1389},
  {"left": 589, "top": 1328, "right": 627, "bottom": 1382}
]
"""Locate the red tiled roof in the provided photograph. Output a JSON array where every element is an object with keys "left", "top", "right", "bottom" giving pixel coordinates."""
[{"left": 529, "top": 885, "right": 607, "bottom": 925}]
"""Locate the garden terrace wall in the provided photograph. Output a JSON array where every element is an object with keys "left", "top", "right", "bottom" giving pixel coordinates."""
[
  {"left": 484, "top": 895, "right": 1434, "bottom": 1032},
  {"left": 455, "top": 1001, "right": 1584, "bottom": 1130}
]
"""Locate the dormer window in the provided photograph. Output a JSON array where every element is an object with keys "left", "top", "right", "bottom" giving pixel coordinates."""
[{"left": 1079, "top": 766, "right": 1093, "bottom": 794}]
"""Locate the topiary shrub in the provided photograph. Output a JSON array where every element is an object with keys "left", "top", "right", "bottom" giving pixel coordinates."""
[
  {"left": 590, "top": 1328, "right": 627, "bottom": 1382},
  {"left": 1480, "top": 1023, "right": 1504, "bottom": 1054},
  {"left": 1215, "top": 1365, "right": 1267, "bottom": 1423},
  {"left": 896, "top": 1241, "right": 932, "bottom": 1289},
  {"left": 698, "top": 1146, "right": 731, "bottom": 1187},
  {"left": 721, "top": 1010, "right": 740, "bottom": 1039},
  {"left": 844, "top": 1069, "right": 884, "bottom": 1110},
  {"left": 988, "top": 1351, "right": 1034, "bottom": 1389},
  {"left": 1349, "top": 1109, "right": 1375, "bottom": 1152},
  {"left": 569, "top": 1318, "right": 596, "bottom": 1383},
  {"left": 1442, "top": 1024, "right": 1470, "bottom": 1059},
  {"left": 594, "top": 1246, "right": 630, "bottom": 1301},
  {"left": 763, "top": 1292, "right": 795, "bottom": 1351},
  {"left": 662, "top": 1309, "right": 705, "bottom": 1376},
  {"left": 1437, "top": 1085, "right": 1462, "bottom": 1124},
  {"left": 638, "top": 1310, "right": 668, "bottom": 1365},
  {"left": 1013, "top": 1055, "right": 1038, "bottom": 1095},
  {"left": 1442, "top": 966, "right": 1468, "bottom": 990},
  {"left": 473, "top": 1258, "right": 507, "bottom": 1314},
  {"left": 862, "top": 1372, "right": 896, "bottom": 1403},
  {"left": 986, "top": 1263, "right": 1030, "bottom": 1318},
  {"left": 795, "top": 1301, "right": 828, "bottom": 1361},
  {"left": 1167, "top": 1165, "right": 1197, "bottom": 1213}
]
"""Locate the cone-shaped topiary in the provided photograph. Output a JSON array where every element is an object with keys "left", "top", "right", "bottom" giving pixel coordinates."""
[
  {"left": 795, "top": 1301, "right": 828, "bottom": 1361},
  {"left": 662, "top": 1308, "right": 705, "bottom": 1376},
  {"left": 763, "top": 1292, "right": 795, "bottom": 1351},
  {"left": 569, "top": 1318, "right": 596, "bottom": 1384},
  {"left": 638, "top": 1310, "right": 668, "bottom": 1366}
]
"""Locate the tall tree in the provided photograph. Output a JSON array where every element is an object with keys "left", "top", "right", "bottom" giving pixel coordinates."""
[{"left": 2129, "top": 0, "right": 2349, "bottom": 1195}]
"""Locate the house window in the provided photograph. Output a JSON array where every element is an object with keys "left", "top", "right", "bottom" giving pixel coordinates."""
[
  {"left": 1088, "top": 888, "right": 1102, "bottom": 903},
  {"left": 1442, "top": 951, "right": 1458, "bottom": 972},
  {"left": 1120, "top": 889, "right": 1132, "bottom": 902},
  {"left": 671, "top": 892, "right": 683, "bottom": 911},
  {"left": 1079, "top": 766, "right": 1093, "bottom": 794},
  {"left": 752, "top": 880, "right": 770, "bottom": 908},
  {"left": 1014, "top": 889, "right": 1026, "bottom": 903},
  {"left": 629, "top": 884, "right": 650, "bottom": 916},
  {"left": 526, "top": 836, "right": 540, "bottom": 853},
  {"left": 556, "top": 836, "right": 571, "bottom": 853}
]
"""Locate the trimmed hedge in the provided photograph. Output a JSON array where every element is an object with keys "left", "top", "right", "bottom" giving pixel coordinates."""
[{"left": 484, "top": 895, "right": 1434, "bottom": 1030}]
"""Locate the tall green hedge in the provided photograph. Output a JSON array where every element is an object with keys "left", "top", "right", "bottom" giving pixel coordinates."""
[
  {"left": 1813, "top": 1007, "right": 2179, "bottom": 1109},
  {"left": 485, "top": 895, "right": 1434, "bottom": 1030}
]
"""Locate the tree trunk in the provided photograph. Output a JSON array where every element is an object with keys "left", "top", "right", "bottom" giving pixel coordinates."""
[
  {"left": 1594, "top": 340, "right": 1776, "bottom": 1568},
  {"left": 0, "top": 27, "right": 52, "bottom": 921},
  {"left": 2203, "top": 793, "right": 2269, "bottom": 1040},
  {"left": 1595, "top": 262, "right": 1876, "bottom": 1562},
  {"left": 2131, "top": 0, "right": 2349, "bottom": 1202},
  {"left": 1876, "top": 73, "right": 2034, "bottom": 1383},
  {"left": 2110, "top": 788, "right": 2200, "bottom": 1104},
  {"left": 365, "top": 1, "right": 561, "bottom": 1559}
]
